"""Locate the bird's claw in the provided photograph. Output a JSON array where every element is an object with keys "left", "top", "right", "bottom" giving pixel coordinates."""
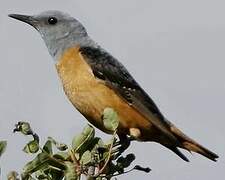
[{"left": 111, "top": 136, "right": 134, "bottom": 159}]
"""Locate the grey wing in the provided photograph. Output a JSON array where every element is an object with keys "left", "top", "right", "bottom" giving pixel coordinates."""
[{"left": 80, "top": 46, "right": 177, "bottom": 141}]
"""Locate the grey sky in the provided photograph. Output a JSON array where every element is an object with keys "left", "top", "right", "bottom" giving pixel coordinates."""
[{"left": 0, "top": 0, "right": 224, "bottom": 179}]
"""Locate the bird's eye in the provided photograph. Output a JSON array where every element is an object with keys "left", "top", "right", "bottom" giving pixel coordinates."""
[{"left": 48, "top": 17, "right": 58, "bottom": 25}]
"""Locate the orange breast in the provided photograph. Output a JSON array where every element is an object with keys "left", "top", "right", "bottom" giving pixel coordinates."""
[{"left": 56, "top": 47, "right": 154, "bottom": 140}]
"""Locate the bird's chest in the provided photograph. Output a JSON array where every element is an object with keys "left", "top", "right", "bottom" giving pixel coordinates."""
[{"left": 55, "top": 47, "right": 113, "bottom": 125}]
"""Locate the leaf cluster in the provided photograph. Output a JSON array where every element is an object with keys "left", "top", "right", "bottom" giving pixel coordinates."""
[{"left": 4, "top": 108, "right": 150, "bottom": 180}]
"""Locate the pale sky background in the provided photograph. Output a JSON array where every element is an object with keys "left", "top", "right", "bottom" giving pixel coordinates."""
[{"left": 0, "top": 0, "right": 224, "bottom": 179}]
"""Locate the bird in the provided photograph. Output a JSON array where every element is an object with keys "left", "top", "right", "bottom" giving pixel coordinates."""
[{"left": 9, "top": 10, "right": 218, "bottom": 162}]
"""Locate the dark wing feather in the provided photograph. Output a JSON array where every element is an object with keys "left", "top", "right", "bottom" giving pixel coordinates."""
[{"left": 80, "top": 46, "right": 177, "bottom": 141}]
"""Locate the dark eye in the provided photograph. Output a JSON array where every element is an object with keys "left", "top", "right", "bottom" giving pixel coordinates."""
[{"left": 48, "top": 17, "right": 58, "bottom": 25}]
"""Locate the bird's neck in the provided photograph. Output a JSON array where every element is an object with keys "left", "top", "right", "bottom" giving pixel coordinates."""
[{"left": 44, "top": 35, "right": 98, "bottom": 63}]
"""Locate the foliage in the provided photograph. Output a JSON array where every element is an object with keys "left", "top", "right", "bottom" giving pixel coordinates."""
[
  {"left": 0, "top": 141, "right": 7, "bottom": 158},
  {"left": 4, "top": 108, "right": 150, "bottom": 179},
  {"left": 0, "top": 140, "right": 7, "bottom": 176}
]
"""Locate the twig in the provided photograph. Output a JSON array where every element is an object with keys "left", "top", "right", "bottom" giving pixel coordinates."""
[
  {"left": 69, "top": 149, "right": 80, "bottom": 167},
  {"left": 39, "top": 147, "right": 66, "bottom": 169},
  {"left": 93, "top": 131, "right": 116, "bottom": 178}
]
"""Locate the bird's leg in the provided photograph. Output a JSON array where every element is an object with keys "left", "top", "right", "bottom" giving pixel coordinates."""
[
  {"left": 113, "top": 136, "right": 132, "bottom": 148},
  {"left": 112, "top": 135, "right": 134, "bottom": 159}
]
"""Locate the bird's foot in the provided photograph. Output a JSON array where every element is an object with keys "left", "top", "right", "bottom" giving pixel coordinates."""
[{"left": 112, "top": 136, "right": 134, "bottom": 159}]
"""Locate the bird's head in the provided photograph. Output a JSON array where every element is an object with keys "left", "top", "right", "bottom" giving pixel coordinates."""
[{"left": 9, "top": 10, "right": 94, "bottom": 61}]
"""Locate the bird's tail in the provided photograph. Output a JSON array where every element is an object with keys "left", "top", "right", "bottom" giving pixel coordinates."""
[{"left": 168, "top": 122, "right": 219, "bottom": 162}]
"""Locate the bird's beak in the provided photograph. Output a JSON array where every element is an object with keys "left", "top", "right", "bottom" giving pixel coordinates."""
[{"left": 8, "top": 14, "right": 38, "bottom": 28}]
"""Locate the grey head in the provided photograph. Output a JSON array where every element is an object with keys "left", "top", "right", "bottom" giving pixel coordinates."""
[{"left": 9, "top": 10, "right": 97, "bottom": 61}]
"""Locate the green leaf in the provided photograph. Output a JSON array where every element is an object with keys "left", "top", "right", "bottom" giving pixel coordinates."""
[
  {"left": 14, "top": 122, "right": 32, "bottom": 135},
  {"left": 35, "top": 168, "right": 64, "bottom": 180},
  {"left": 47, "top": 168, "right": 64, "bottom": 180},
  {"left": 64, "top": 161, "right": 78, "bottom": 180},
  {"left": 23, "top": 152, "right": 65, "bottom": 176},
  {"left": 23, "top": 153, "right": 50, "bottom": 175},
  {"left": 80, "top": 150, "right": 92, "bottom": 165},
  {"left": 23, "top": 140, "right": 39, "bottom": 154},
  {"left": 43, "top": 140, "right": 53, "bottom": 155},
  {"left": 72, "top": 125, "right": 95, "bottom": 153},
  {"left": 35, "top": 170, "right": 49, "bottom": 180},
  {"left": 103, "top": 108, "right": 119, "bottom": 131},
  {"left": 88, "top": 137, "right": 104, "bottom": 152},
  {"left": 53, "top": 152, "right": 70, "bottom": 161},
  {"left": 47, "top": 137, "right": 68, "bottom": 151},
  {"left": 87, "top": 137, "right": 107, "bottom": 163},
  {"left": 0, "top": 141, "right": 7, "bottom": 157}
]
